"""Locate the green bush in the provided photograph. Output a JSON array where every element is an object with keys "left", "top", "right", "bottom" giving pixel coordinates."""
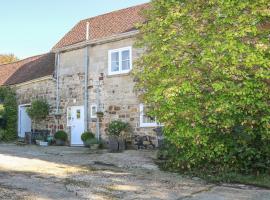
[
  {"left": 81, "top": 131, "right": 95, "bottom": 142},
  {"left": 0, "top": 87, "right": 17, "bottom": 141},
  {"left": 135, "top": 0, "right": 270, "bottom": 174},
  {"left": 54, "top": 131, "right": 68, "bottom": 141},
  {"left": 107, "top": 120, "right": 130, "bottom": 137},
  {"left": 0, "top": 129, "right": 5, "bottom": 141}
]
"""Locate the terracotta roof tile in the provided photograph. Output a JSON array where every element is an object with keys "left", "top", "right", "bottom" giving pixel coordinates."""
[
  {"left": 1, "top": 53, "right": 55, "bottom": 86},
  {"left": 53, "top": 3, "right": 149, "bottom": 49}
]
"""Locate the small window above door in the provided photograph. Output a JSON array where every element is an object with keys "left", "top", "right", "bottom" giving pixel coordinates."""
[
  {"left": 91, "top": 104, "right": 97, "bottom": 118},
  {"left": 76, "top": 109, "right": 81, "bottom": 119}
]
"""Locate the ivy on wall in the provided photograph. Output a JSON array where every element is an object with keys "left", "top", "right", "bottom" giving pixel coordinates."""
[{"left": 0, "top": 87, "right": 17, "bottom": 141}]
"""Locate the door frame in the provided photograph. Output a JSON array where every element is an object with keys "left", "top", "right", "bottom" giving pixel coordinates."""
[
  {"left": 70, "top": 105, "right": 85, "bottom": 146},
  {"left": 18, "top": 104, "right": 31, "bottom": 138}
]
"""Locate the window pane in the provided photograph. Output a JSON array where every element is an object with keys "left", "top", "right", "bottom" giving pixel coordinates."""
[
  {"left": 122, "top": 50, "right": 130, "bottom": 61},
  {"left": 77, "top": 109, "right": 81, "bottom": 119},
  {"left": 111, "top": 52, "right": 119, "bottom": 62},
  {"left": 122, "top": 60, "right": 130, "bottom": 70},
  {"left": 143, "top": 115, "right": 156, "bottom": 124},
  {"left": 142, "top": 105, "right": 156, "bottom": 124},
  {"left": 111, "top": 61, "right": 119, "bottom": 72}
]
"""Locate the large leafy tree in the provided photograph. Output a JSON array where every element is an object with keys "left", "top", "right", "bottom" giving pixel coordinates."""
[
  {"left": 134, "top": 0, "right": 270, "bottom": 173},
  {"left": 0, "top": 54, "right": 18, "bottom": 65}
]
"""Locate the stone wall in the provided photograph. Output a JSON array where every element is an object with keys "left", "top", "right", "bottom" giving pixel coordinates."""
[
  {"left": 14, "top": 77, "right": 57, "bottom": 133},
  {"left": 58, "top": 37, "right": 159, "bottom": 147}
]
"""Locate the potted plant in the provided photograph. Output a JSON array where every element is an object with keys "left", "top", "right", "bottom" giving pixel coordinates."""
[
  {"left": 107, "top": 120, "right": 130, "bottom": 152},
  {"left": 81, "top": 131, "right": 95, "bottom": 147},
  {"left": 96, "top": 111, "right": 104, "bottom": 118},
  {"left": 35, "top": 135, "right": 44, "bottom": 145},
  {"left": 26, "top": 99, "right": 49, "bottom": 133},
  {"left": 54, "top": 131, "right": 68, "bottom": 146},
  {"left": 88, "top": 138, "right": 101, "bottom": 150}
]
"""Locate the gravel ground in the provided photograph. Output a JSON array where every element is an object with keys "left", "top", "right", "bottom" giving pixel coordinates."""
[{"left": 0, "top": 144, "right": 269, "bottom": 200}]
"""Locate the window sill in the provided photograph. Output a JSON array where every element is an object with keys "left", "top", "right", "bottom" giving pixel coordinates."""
[
  {"left": 140, "top": 124, "right": 159, "bottom": 128},
  {"left": 106, "top": 71, "right": 131, "bottom": 78}
]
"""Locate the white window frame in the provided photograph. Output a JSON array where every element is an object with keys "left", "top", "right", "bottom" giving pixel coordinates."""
[
  {"left": 91, "top": 104, "right": 97, "bottom": 118},
  {"left": 108, "top": 46, "right": 132, "bottom": 75},
  {"left": 139, "top": 104, "right": 159, "bottom": 128}
]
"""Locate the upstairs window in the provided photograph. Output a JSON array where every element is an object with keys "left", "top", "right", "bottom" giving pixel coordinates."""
[{"left": 108, "top": 47, "right": 132, "bottom": 75}]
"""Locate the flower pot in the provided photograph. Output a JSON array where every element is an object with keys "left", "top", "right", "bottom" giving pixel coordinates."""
[
  {"left": 55, "top": 139, "right": 65, "bottom": 146},
  {"left": 118, "top": 138, "right": 126, "bottom": 151},
  {"left": 90, "top": 144, "right": 99, "bottom": 150},
  {"left": 83, "top": 142, "right": 90, "bottom": 147},
  {"left": 39, "top": 141, "right": 48, "bottom": 147},
  {"left": 108, "top": 136, "right": 119, "bottom": 152},
  {"left": 108, "top": 137, "right": 126, "bottom": 152},
  {"left": 96, "top": 112, "right": 104, "bottom": 118},
  {"left": 35, "top": 140, "right": 41, "bottom": 145}
]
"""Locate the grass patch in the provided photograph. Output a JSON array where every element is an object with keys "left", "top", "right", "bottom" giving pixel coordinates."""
[
  {"left": 201, "top": 172, "right": 270, "bottom": 188},
  {"left": 157, "top": 160, "right": 270, "bottom": 188}
]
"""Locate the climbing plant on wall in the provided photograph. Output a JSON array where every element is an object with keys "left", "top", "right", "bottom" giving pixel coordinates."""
[{"left": 0, "top": 87, "right": 17, "bottom": 141}]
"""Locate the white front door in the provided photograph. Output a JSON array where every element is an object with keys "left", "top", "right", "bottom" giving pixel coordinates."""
[
  {"left": 18, "top": 105, "right": 31, "bottom": 138},
  {"left": 70, "top": 106, "right": 84, "bottom": 146}
]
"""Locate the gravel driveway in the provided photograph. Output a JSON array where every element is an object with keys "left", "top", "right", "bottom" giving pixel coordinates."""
[{"left": 0, "top": 144, "right": 269, "bottom": 200}]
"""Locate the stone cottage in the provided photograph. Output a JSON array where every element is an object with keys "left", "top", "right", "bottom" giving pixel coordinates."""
[
  {"left": 1, "top": 3, "right": 160, "bottom": 147},
  {"left": 0, "top": 53, "right": 56, "bottom": 137}
]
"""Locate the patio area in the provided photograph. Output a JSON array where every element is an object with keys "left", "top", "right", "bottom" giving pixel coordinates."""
[{"left": 0, "top": 144, "right": 269, "bottom": 200}]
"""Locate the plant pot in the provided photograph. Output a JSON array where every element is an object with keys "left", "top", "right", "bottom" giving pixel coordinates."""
[
  {"left": 83, "top": 141, "right": 89, "bottom": 147},
  {"left": 108, "top": 137, "right": 126, "bottom": 152},
  {"left": 39, "top": 141, "right": 48, "bottom": 147},
  {"left": 55, "top": 139, "right": 65, "bottom": 146},
  {"left": 108, "top": 136, "right": 119, "bottom": 152},
  {"left": 35, "top": 140, "right": 41, "bottom": 145},
  {"left": 90, "top": 144, "right": 99, "bottom": 150},
  {"left": 118, "top": 138, "right": 126, "bottom": 151},
  {"left": 96, "top": 112, "right": 104, "bottom": 118}
]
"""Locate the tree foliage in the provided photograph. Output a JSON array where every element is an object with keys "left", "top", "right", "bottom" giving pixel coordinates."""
[
  {"left": 27, "top": 99, "right": 49, "bottom": 122},
  {"left": 0, "top": 54, "right": 19, "bottom": 65},
  {"left": 134, "top": 0, "right": 270, "bottom": 174},
  {"left": 0, "top": 87, "right": 17, "bottom": 141}
]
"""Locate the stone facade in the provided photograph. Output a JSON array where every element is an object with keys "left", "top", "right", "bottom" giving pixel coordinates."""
[
  {"left": 57, "top": 37, "right": 159, "bottom": 147},
  {"left": 14, "top": 77, "right": 58, "bottom": 132},
  {"left": 12, "top": 37, "right": 159, "bottom": 147}
]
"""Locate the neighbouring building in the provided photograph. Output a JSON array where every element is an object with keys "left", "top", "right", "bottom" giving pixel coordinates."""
[{"left": 0, "top": 3, "right": 160, "bottom": 147}]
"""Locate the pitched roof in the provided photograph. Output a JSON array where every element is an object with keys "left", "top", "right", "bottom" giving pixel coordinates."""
[
  {"left": 1, "top": 53, "right": 55, "bottom": 86},
  {"left": 53, "top": 3, "right": 149, "bottom": 50}
]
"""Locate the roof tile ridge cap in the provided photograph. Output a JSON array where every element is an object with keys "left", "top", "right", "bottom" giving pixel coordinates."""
[{"left": 80, "top": 2, "right": 150, "bottom": 22}]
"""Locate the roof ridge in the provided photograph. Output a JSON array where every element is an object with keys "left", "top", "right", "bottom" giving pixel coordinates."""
[
  {"left": 80, "top": 2, "right": 149, "bottom": 22},
  {"left": 0, "top": 53, "right": 50, "bottom": 67}
]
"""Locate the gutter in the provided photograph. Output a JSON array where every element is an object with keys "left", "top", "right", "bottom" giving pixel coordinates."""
[
  {"left": 11, "top": 75, "right": 53, "bottom": 87},
  {"left": 52, "top": 30, "right": 139, "bottom": 53}
]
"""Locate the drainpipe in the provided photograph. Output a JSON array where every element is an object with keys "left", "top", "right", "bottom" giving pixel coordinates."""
[
  {"left": 56, "top": 53, "right": 60, "bottom": 114},
  {"left": 55, "top": 53, "right": 60, "bottom": 132},
  {"left": 84, "top": 22, "right": 90, "bottom": 131}
]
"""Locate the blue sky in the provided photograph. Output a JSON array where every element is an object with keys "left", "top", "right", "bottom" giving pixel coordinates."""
[{"left": 0, "top": 0, "right": 149, "bottom": 59}]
